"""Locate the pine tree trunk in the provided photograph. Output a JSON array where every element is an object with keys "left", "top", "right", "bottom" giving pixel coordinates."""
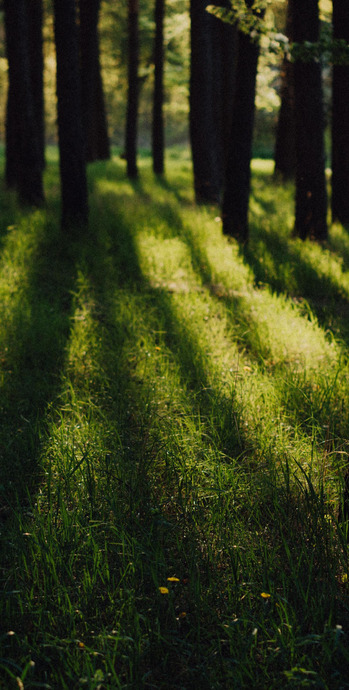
[
  {"left": 274, "top": 0, "right": 295, "bottom": 180},
  {"left": 54, "top": 0, "right": 88, "bottom": 229},
  {"left": 152, "top": 0, "right": 165, "bottom": 175},
  {"left": 79, "top": 0, "right": 110, "bottom": 163},
  {"left": 292, "top": 0, "right": 327, "bottom": 240},
  {"left": 189, "top": 0, "right": 220, "bottom": 204},
  {"left": 332, "top": 0, "right": 349, "bottom": 224},
  {"left": 126, "top": 0, "right": 139, "bottom": 178},
  {"left": 4, "top": 0, "right": 44, "bottom": 205},
  {"left": 222, "top": 8, "right": 261, "bottom": 243},
  {"left": 26, "top": 0, "right": 45, "bottom": 170}
]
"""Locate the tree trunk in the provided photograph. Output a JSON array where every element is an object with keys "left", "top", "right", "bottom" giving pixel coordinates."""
[
  {"left": 152, "top": 0, "right": 165, "bottom": 175},
  {"left": 189, "top": 0, "right": 220, "bottom": 204},
  {"left": 274, "top": 0, "right": 295, "bottom": 180},
  {"left": 222, "top": 3, "right": 261, "bottom": 243},
  {"left": 126, "top": 0, "right": 140, "bottom": 178},
  {"left": 211, "top": 6, "right": 238, "bottom": 190},
  {"left": 26, "top": 0, "right": 45, "bottom": 170},
  {"left": 4, "top": 0, "right": 44, "bottom": 205},
  {"left": 292, "top": 0, "right": 327, "bottom": 241},
  {"left": 79, "top": 0, "right": 110, "bottom": 163},
  {"left": 331, "top": 0, "right": 349, "bottom": 225},
  {"left": 54, "top": 0, "right": 88, "bottom": 229}
]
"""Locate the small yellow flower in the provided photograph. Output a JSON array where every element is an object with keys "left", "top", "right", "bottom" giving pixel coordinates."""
[
  {"left": 167, "top": 577, "right": 180, "bottom": 582},
  {"left": 261, "top": 592, "right": 271, "bottom": 599},
  {"left": 159, "top": 586, "right": 169, "bottom": 594},
  {"left": 178, "top": 612, "right": 187, "bottom": 619},
  {"left": 342, "top": 574, "right": 348, "bottom": 583}
]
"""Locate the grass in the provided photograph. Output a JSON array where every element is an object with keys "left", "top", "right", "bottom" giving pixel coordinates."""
[{"left": 1, "top": 149, "right": 349, "bottom": 688}]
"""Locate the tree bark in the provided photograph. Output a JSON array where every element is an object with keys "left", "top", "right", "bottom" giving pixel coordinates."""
[
  {"left": 274, "top": 0, "right": 296, "bottom": 180},
  {"left": 54, "top": 0, "right": 88, "bottom": 229},
  {"left": 126, "top": 0, "right": 140, "bottom": 178},
  {"left": 292, "top": 0, "right": 327, "bottom": 241},
  {"left": 222, "top": 3, "right": 261, "bottom": 243},
  {"left": 26, "top": 0, "right": 45, "bottom": 170},
  {"left": 331, "top": 0, "right": 349, "bottom": 225},
  {"left": 4, "top": 0, "right": 44, "bottom": 205},
  {"left": 79, "top": 0, "right": 110, "bottom": 163},
  {"left": 152, "top": 0, "right": 165, "bottom": 175},
  {"left": 189, "top": 0, "right": 221, "bottom": 204}
]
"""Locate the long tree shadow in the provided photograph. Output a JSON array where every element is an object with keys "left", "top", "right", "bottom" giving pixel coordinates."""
[{"left": 0, "top": 217, "right": 78, "bottom": 515}]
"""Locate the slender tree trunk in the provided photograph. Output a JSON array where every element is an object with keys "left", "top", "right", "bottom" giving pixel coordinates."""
[
  {"left": 4, "top": 0, "right": 44, "bottom": 205},
  {"left": 222, "top": 3, "right": 261, "bottom": 243},
  {"left": 189, "top": 0, "right": 220, "bottom": 204},
  {"left": 211, "top": 7, "right": 238, "bottom": 189},
  {"left": 54, "top": 0, "right": 88, "bottom": 229},
  {"left": 274, "top": 0, "right": 295, "bottom": 180},
  {"left": 152, "top": 0, "right": 165, "bottom": 175},
  {"left": 332, "top": 0, "right": 349, "bottom": 224},
  {"left": 79, "top": 0, "right": 110, "bottom": 163},
  {"left": 126, "top": 0, "right": 140, "bottom": 178},
  {"left": 26, "top": 0, "right": 45, "bottom": 170},
  {"left": 292, "top": 0, "right": 327, "bottom": 240}
]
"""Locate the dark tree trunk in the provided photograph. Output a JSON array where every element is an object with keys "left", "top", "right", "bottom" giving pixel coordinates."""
[
  {"left": 331, "top": 0, "right": 349, "bottom": 224},
  {"left": 54, "top": 0, "right": 88, "bottom": 229},
  {"left": 152, "top": 0, "right": 165, "bottom": 175},
  {"left": 222, "top": 5, "right": 261, "bottom": 243},
  {"left": 189, "top": 0, "right": 220, "bottom": 204},
  {"left": 292, "top": 0, "right": 327, "bottom": 240},
  {"left": 26, "top": 0, "right": 45, "bottom": 170},
  {"left": 126, "top": 0, "right": 140, "bottom": 178},
  {"left": 274, "top": 0, "right": 296, "bottom": 180},
  {"left": 211, "top": 6, "right": 238, "bottom": 189},
  {"left": 79, "top": 0, "right": 110, "bottom": 163},
  {"left": 4, "top": 0, "right": 44, "bottom": 205}
]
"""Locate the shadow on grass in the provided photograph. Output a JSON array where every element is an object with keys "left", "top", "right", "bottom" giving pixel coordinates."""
[{"left": 0, "top": 219, "right": 78, "bottom": 511}]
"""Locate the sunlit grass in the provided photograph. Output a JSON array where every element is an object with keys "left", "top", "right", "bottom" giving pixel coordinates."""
[{"left": 1, "top": 150, "right": 349, "bottom": 688}]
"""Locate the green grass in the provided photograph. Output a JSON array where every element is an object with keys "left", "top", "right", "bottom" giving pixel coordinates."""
[{"left": 1, "top": 150, "right": 349, "bottom": 688}]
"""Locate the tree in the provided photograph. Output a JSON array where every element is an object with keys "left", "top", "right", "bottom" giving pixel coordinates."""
[
  {"left": 79, "top": 0, "right": 110, "bottom": 163},
  {"left": 53, "top": 0, "right": 88, "bottom": 229},
  {"left": 222, "top": 0, "right": 264, "bottom": 242},
  {"left": 292, "top": 0, "right": 327, "bottom": 240},
  {"left": 189, "top": 0, "right": 221, "bottom": 204},
  {"left": 274, "top": 0, "right": 296, "bottom": 180},
  {"left": 4, "top": 0, "right": 44, "bottom": 205},
  {"left": 27, "top": 0, "right": 45, "bottom": 170},
  {"left": 125, "top": 0, "right": 140, "bottom": 178},
  {"left": 152, "top": 0, "right": 165, "bottom": 175},
  {"left": 331, "top": 0, "right": 349, "bottom": 225}
]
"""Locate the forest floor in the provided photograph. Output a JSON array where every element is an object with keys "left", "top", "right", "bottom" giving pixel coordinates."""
[{"left": 1, "top": 149, "right": 349, "bottom": 688}]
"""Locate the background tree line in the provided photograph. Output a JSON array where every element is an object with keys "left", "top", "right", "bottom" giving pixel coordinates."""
[{"left": 0, "top": 0, "right": 348, "bottom": 243}]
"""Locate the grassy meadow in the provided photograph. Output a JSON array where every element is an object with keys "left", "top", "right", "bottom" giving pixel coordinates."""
[{"left": 1, "top": 149, "right": 349, "bottom": 688}]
